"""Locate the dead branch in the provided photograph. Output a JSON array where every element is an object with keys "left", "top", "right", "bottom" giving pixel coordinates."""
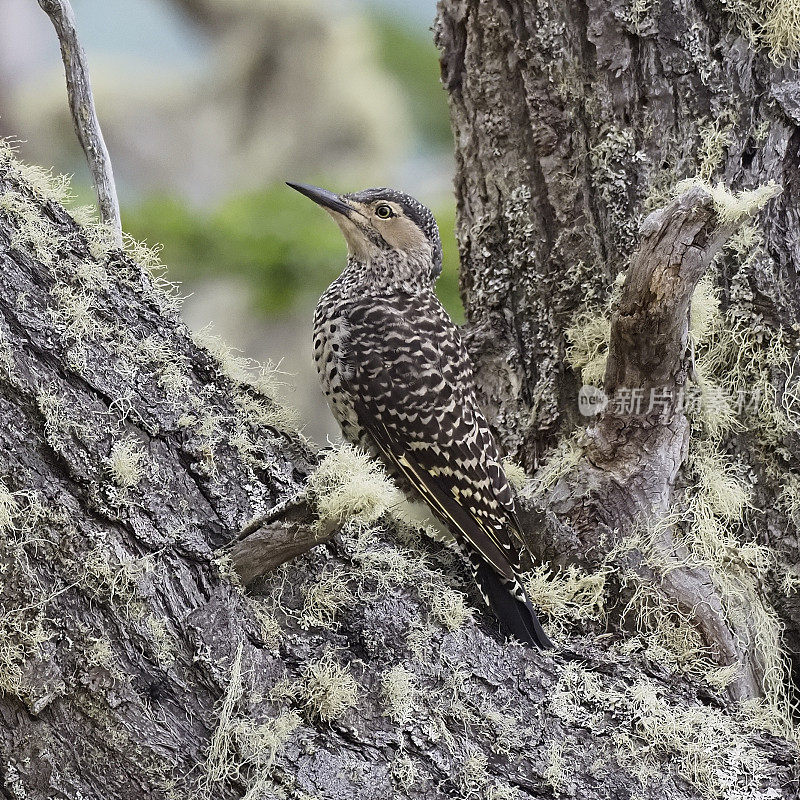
[
  {"left": 542, "top": 185, "right": 776, "bottom": 701},
  {"left": 37, "top": 0, "right": 122, "bottom": 246},
  {"left": 227, "top": 494, "right": 337, "bottom": 585},
  {"left": 229, "top": 520, "right": 334, "bottom": 586}
]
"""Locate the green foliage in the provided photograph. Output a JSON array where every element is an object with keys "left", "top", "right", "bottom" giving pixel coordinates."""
[{"left": 123, "top": 185, "right": 464, "bottom": 321}]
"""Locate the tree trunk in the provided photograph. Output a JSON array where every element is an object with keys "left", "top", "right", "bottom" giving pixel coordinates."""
[
  {"left": 2, "top": 0, "right": 800, "bottom": 796},
  {"left": 437, "top": 0, "right": 800, "bottom": 712},
  {"left": 2, "top": 122, "right": 797, "bottom": 800}
]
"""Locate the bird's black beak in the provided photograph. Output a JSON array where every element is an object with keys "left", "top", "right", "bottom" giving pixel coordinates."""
[{"left": 286, "top": 182, "right": 353, "bottom": 218}]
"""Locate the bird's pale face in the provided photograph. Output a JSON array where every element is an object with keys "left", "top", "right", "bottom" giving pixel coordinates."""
[
  {"left": 286, "top": 183, "right": 442, "bottom": 282},
  {"left": 336, "top": 197, "right": 432, "bottom": 263}
]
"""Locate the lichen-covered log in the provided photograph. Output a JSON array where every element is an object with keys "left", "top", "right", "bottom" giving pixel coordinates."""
[
  {"left": 1, "top": 145, "right": 798, "bottom": 798},
  {"left": 437, "top": 0, "right": 800, "bottom": 715}
]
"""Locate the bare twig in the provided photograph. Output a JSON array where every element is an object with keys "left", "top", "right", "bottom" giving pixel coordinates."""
[{"left": 38, "top": 0, "right": 122, "bottom": 247}]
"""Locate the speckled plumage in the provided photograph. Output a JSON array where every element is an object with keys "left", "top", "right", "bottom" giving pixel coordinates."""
[{"left": 302, "top": 184, "right": 551, "bottom": 648}]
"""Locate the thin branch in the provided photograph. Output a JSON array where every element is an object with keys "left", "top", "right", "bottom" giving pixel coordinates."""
[{"left": 37, "top": 0, "right": 122, "bottom": 247}]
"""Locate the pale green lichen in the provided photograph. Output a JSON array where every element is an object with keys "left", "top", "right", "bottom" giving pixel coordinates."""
[
  {"left": 676, "top": 178, "right": 782, "bottom": 224},
  {"left": 37, "top": 387, "right": 88, "bottom": 452},
  {"left": 525, "top": 565, "right": 606, "bottom": 636},
  {"left": 201, "top": 643, "right": 245, "bottom": 794},
  {"left": 721, "top": 0, "right": 800, "bottom": 61},
  {"left": 234, "top": 711, "right": 302, "bottom": 776},
  {"left": 200, "top": 642, "right": 302, "bottom": 798},
  {"left": 107, "top": 438, "right": 147, "bottom": 489},
  {"left": 249, "top": 600, "right": 282, "bottom": 650},
  {"left": 190, "top": 326, "right": 298, "bottom": 435},
  {"left": 564, "top": 312, "right": 611, "bottom": 386},
  {"left": 300, "top": 565, "right": 354, "bottom": 629},
  {"left": 350, "top": 527, "right": 422, "bottom": 590},
  {"left": 696, "top": 115, "right": 736, "bottom": 182},
  {"left": 390, "top": 753, "right": 419, "bottom": 791},
  {"left": 0, "top": 480, "right": 19, "bottom": 532},
  {"left": 457, "top": 745, "right": 489, "bottom": 798},
  {"left": 543, "top": 740, "right": 567, "bottom": 793},
  {"left": 501, "top": 458, "right": 527, "bottom": 491},
  {"left": 563, "top": 272, "right": 626, "bottom": 387},
  {"left": 622, "top": 0, "right": 659, "bottom": 34},
  {"left": 526, "top": 436, "right": 583, "bottom": 499},
  {"left": 550, "top": 661, "right": 775, "bottom": 798},
  {"left": 589, "top": 125, "right": 642, "bottom": 254},
  {"left": 628, "top": 681, "right": 770, "bottom": 797},
  {"left": 14, "top": 161, "right": 73, "bottom": 205},
  {"left": 84, "top": 636, "right": 124, "bottom": 679},
  {"left": 0, "top": 329, "right": 15, "bottom": 379},
  {"left": 298, "top": 654, "right": 358, "bottom": 721},
  {"left": 0, "top": 607, "right": 51, "bottom": 697},
  {"left": 380, "top": 665, "right": 417, "bottom": 723},
  {"left": 689, "top": 449, "right": 751, "bottom": 522},
  {"left": 49, "top": 284, "right": 101, "bottom": 346},
  {"left": 144, "top": 615, "right": 176, "bottom": 666},
  {"left": 759, "top": 1, "right": 800, "bottom": 59},
  {"left": 488, "top": 785, "right": 522, "bottom": 800},
  {"left": 234, "top": 392, "right": 300, "bottom": 436},
  {"left": 419, "top": 581, "right": 472, "bottom": 631},
  {"left": 80, "top": 542, "right": 155, "bottom": 608},
  {"left": 0, "top": 187, "right": 61, "bottom": 266},
  {"left": 689, "top": 276, "right": 721, "bottom": 346},
  {"left": 307, "top": 444, "right": 401, "bottom": 529},
  {"left": 193, "top": 325, "right": 254, "bottom": 384}
]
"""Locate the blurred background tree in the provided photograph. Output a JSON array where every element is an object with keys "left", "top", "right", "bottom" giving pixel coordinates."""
[{"left": 0, "top": 0, "right": 457, "bottom": 441}]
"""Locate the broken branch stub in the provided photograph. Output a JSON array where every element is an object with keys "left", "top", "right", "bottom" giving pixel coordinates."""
[
  {"left": 543, "top": 185, "right": 774, "bottom": 701},
  {"left": 604, "top": 186, "right": 739, "bottom": 406},
  {"left": 229, "top": 496, "right": 338, "bottom": 586}
]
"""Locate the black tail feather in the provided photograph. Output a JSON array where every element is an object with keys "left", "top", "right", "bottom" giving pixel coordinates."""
[{"left": 475, "top": 563, "right": 553, "bottom": 649}]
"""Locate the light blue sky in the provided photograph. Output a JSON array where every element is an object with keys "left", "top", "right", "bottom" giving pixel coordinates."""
[{"left": 69, "top": 0, "right": 437, "bottom": 64}]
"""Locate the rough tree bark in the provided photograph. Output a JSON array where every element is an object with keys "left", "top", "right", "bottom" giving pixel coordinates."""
[
  {"left": 4, "top": 154, "right": 796, "bottom": 798},
  {"left": 1, "top": 2, "right": 800, "bottom": 799},
  {"left": 437, "top": 0, "right": 800, "bottom": 708}
]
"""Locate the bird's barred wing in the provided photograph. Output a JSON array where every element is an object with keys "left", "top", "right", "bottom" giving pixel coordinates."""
[{"left": 341, "top": 292, "right": 525, "bottom": 581}]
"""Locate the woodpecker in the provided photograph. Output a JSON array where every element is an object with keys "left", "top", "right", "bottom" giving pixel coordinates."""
[{"left": 287, "top": 182, "right": 552, "bottom": 649}]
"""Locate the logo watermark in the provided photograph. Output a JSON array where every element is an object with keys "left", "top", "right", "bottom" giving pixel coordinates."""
[{"left": 577, "top": 384, "right": 764, "bottom": 418}]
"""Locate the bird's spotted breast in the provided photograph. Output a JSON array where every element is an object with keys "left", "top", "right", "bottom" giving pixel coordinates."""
[
  {"left": 313, "top": 282, "right": 365, "bottom": 447},
  {"left": 315, "top": 282, "right": 525, "bottom": 573}
]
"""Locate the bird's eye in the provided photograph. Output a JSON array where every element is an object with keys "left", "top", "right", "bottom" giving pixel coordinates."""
[{"left": 375, "top": 204, "right": 393, "bottom": 219}]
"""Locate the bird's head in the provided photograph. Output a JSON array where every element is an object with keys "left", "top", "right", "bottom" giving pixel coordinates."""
[{"left": 287, "top": 182, "right": 442, "bottom": 285}]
